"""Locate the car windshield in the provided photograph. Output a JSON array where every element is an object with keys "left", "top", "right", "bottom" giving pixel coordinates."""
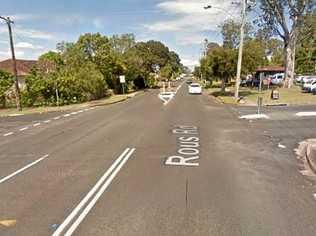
[{"left": 190, "top": 84, "right": 200, "bottom": 87}]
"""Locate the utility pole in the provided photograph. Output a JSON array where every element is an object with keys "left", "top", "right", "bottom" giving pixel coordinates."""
[
  {"left": 234, "top": 0, "right": 246, "bottom": 101},
  {"left": 0, "top": 16, "right": 22, "bottom": 111}
]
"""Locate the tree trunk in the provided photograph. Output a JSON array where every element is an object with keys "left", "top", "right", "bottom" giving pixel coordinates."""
[
  {"left": 221, "top": 79, "right": 226, "bottom": 93},
  {"left": 284, "top": 36, "right": 297, "bottom": 88}
]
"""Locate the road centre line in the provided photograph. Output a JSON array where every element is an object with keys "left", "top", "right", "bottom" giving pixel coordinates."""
[
  {"left": 0, "top": 154, "right": 49, "bottom": 184},
  {"left": 33, "top": 123, "right": 41, "bottom": 127},
  {"left": 3, "top": 132, "right": 14, "bottom": 137},
  {"left": 53, "top": 116, "right": 61, "bottom": 120},
  {"left": 296, "top": 112, "right": 316, "bottom": 117},
  {"left": 63, "top": 114, "right": 71, "bottom": 117},
  {"left": 44, "top": 120, "right": 51, "bottom": 123},
  {"left": 19, "top": 127, "right": 29, "bottom": 131},
  {"left": 52, "top": 148, "right": 136, "bottom": 236}
]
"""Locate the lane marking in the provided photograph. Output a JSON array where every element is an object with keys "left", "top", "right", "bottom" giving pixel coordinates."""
[
  {"left": 44, "top": 120, "right": 51, "bottom": 123},
  {"left": 0, "top": 154, "right": 49, "bottom": 184},
  {"left": 63, "top": 114, "right": 71, "bottom": 117},
  {"left": 84, "top": 108, "right": 89, "bottom": 111},
  {"left": 64, "top": 148, "right": 136, "bottom": 236},
  {"left": 52, "top": 148, "right": 134, "bottom": 236},
  {"left": 33, "top": 123, "right": 41, "bottom": 127},
  {"left": 53, "top": 116, "right": 61, "bottom": 120},
  {"left": 71, "top": 112, "right": 78, "bottom": 115},
  {"left": 0, "top": 219, "right": 16, "bottom": 227},
  {"left": 77, "top": 110, "right": 84, "bottom": 113},
  {"left": 296, "top": 112, "right": 316, "bottom": 117},
  {"left": 239, "top": 114, "right": 269, "bottom": 120},
  {"left": 3, "top": 132, "right": 14, "bottom": 137},
  {"left": 313, "top": 193, "right": 316, "bottom": 200},
  {"left": 19, "top": 127, "right": 29, "bottom": 131}
]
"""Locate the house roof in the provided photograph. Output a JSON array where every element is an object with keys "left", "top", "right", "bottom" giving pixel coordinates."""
[
  {"left": 0, "top": 59, "right": 37, "bottom": 76},
  {"left": 256, "top": 66, "right": 285, "bottom": 73}
]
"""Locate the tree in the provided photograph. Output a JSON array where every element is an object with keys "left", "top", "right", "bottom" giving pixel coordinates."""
[
  {"left": 110, "top": 34, "right": 136, "bottom": 54},
  {"left": 257, "top": 0, "right": 315, "bottom": 87},
  {"left": 202, "top": 47, "right": 237, "bottom": 92},
  {"left": 296, "top": 12, "right": 316, "bottom": 74},
  {"left": 220, "top": 19, "right": 253, "bottom": 49},
  {"left": 0, "top": 70, "right": 13, "bottom": 108}
]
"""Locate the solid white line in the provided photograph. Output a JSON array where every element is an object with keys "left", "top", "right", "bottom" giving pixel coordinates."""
[
  {"left": 0, "top": 154, "right": 49, "bottom": 184},
  {"left": 65, "top": 148, "right": 136, "bottom": 236},
  {"left": 53, "top": 116, "right": 61, "bottom": 120},
  {"left": 52, "top": 148, "right": 132, "bottom": 236},
  {"left": 296, "top": 112, "right": 316, "bottom": 117},
  {"left": 44, "top": 120, "right": 51, "bottom": 123},
  {"left": 19, "top": 127, "right": 29, "bottom": 131},
  {"left": 3, "top": 132, "right": 14, "bottom": 137},
  {"left": 33, "top": 123, "right": 41, "bottom": 127}
]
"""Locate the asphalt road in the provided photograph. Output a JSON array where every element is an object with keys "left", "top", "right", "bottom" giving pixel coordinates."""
[{"left": 1, "top": 81, "right": 316, "bottom": 236}]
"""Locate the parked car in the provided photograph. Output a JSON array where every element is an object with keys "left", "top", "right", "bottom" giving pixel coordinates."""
[
  {"left": 302, "top": 80, "right": 316, "bottom": 92},
  {"left": 271, "top": 73, "right": 285, "bottom": 85},
  {"left": 188, "top": 83, "right": 202, "bottom": 94},
  {"left": 310, "top": 82, "right": 316, "bottom": 94},
  {"left": 302, "top": 75, "right": 316, "bottom": 84}
]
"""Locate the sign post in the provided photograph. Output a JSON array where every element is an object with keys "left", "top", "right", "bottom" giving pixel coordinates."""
[{"left": 119, "top": 75, "right": 126, "bottom": 94}]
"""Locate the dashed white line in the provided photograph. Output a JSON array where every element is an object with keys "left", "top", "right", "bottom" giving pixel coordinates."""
[
  {"left": 0, "top": 154, "right": 49, "bottom": 184},
  {"left": 44, "top": 120, "right": 51, "bottom": 123},
  {"left": 53, "top": 116, "right": 61, "bottom": 120},
  {"left": 296, "top": 112, "right": 316, "bottom": 117},
  {"left": 84, "top": 108, "right": 89, "bottom": 111},
  {"left": 52, "top": 148, "right": 136, "bottom": 236},
  {"left": 77, "top": 110, "right": 84, "bottom": 113},
  {"left": 63, "top": 114, "right": 71, "bottom": 117},
  {"left": 313, "top": 193, "right": 316, "bottom": 200},
  {"left": 33, "top": 123, "right": 41, "bottom": 127},
  {"left": 19, "top": 127, "right": 29, "bottom": 131},
  {"left": 71, "top": 112, "right": 78, "bottom": 115},
  {"left": 3, "top": 132, "right": 14, "bottom": 137}
]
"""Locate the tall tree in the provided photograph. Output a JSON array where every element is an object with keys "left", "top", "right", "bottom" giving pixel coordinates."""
[{"left": 257, "top": 0, "right": 315, "bottom": 87}]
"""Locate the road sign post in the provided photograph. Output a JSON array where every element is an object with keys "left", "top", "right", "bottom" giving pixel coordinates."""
[{"left": 119, "top": 75, "right": 126, "bottom": 94}]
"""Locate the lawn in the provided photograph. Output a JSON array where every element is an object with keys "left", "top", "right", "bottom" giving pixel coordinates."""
[
  {"left": 206, "top": 83, "right": 316, "bottom": 106},
  {"left": 0, "top": 92, "right": 141, "bottom": 117}
]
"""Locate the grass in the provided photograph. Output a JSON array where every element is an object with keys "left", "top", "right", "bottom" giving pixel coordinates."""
[
  {"left": 0, "top": 91, "right": 142, "bottom": 117},
  {"left": 206, "top": 83, "right": 316, "bottom": 106}
]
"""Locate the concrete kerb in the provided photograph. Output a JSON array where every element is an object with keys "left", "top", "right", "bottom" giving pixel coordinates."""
[{"left": 296, "top": 139, "right": 316, "bottom": 175}]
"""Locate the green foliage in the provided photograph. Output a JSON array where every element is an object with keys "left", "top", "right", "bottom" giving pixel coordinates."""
[{"left": 0, "top": 70, "right": 14, "bottom": 108}]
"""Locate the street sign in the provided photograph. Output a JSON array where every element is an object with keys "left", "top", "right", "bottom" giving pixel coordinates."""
[{"left": 119, "top": 75, "right": 125, "bottom": 84}]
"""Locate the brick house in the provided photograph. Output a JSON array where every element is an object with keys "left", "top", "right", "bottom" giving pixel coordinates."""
[{"left": 0, "top": 59, "right": 37, "bottom": 90}]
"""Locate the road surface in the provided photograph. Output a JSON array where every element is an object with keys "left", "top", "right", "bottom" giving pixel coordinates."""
[{"left": 1, "top": 82, "right": 316, "bottom": 235}]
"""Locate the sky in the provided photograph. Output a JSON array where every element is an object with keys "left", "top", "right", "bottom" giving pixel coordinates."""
[{"left": 0, "top": 0, "right": 242, "bottom": 68}]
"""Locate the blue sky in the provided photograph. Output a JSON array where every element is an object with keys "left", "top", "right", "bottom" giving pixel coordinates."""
[{"left": 0, "top": 0, "right": 241, "bottom": 68}]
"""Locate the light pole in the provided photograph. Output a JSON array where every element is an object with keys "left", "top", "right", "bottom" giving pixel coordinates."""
[{"left": 204, "top": 1, "right": 247, "bottom": 101}]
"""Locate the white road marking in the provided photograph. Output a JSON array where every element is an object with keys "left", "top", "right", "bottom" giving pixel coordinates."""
[
  {"left": 84, "top": 108, "right": 89, "bottom": 111},
  {"left": 239, "top": 114, "right": 269, "bottom": 120},
  {"left": 53, "top": 116, "right": 61, "bottom": 120},
  {"left": 33, "top": 123, "right": 41, "bottom": 127},
  {"left": 71, "top": 112, "right": 78, "bottom": 115},
  {"left": 44, "top": 120, "right": 51, "bottom": 123},
  {"left": 0, "top": 154, "right": 49, "bottom": 184},
  {"left": 19, "top": 127, "right": 29, "bottom": 131},
  {"left": 63, "top": 114, "right": 71, "bottom": 117},
  {"left": 3, "top": 132, "right": 14, "bottom": 137},
  {"left": 89, "top": 107, "right": 95, "bottom": 110},
  {"left": 278, "top": 143, "right": 286, "bottom": 149},
  {"left": 313, "top": 193, "right": 316, "bottom": 200},
  {"left": 64, "top": 148, "right": 135, "bottom": 236},
  {"left": 296, "top": 112, "right": 316, "bottom": 117},
  {"left": 77, "top": 110, "right": 84, "bottom": 113},
  {"left": 52, "top": 148, "right": 135, "bottom": 236}
]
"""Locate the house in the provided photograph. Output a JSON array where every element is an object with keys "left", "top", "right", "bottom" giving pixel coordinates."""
[{"left": 0, "top": 59, "right": 37, "bottom": 89}]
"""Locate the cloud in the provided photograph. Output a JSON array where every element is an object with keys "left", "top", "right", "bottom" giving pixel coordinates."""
[
  {"left": 181, "top": 57, "right": 199, "bottom": 68},
  {"left": 93, "top": 18, "right": 104, "bottom": 29},
  {"left": 145, "top": 0, "right": 240, "bottom": 33},
  {"left": 15, "top": 42, "right": 44, "bottom": 50}
]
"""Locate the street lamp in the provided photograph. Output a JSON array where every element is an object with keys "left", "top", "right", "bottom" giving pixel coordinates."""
[{"left": 204, "top": 2, "right": 247, "bottom": 101}]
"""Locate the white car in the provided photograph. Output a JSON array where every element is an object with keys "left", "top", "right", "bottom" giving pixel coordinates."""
[
  {"left": 271, "top": 73, "right": 284, "bottom": 85},
  {"left": 189, "top": 83, "right": 202, "bottom": 94},
  {"left": 302, "top": 79, "right": 316, "bottom": 92}
]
